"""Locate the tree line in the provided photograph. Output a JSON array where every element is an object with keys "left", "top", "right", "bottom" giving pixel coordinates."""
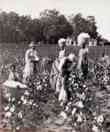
[{"left": 0, "top": 9, "right": 99, "bottom": 44}]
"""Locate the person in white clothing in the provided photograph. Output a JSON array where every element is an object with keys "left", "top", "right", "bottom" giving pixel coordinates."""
[
  {"left": 77, "top": 33, "right": 90, "bottom": 70},
  {"left": 23, "top": 42, "right": 39, "bottom": 83},
  {"left": 58, "top": 38, "right": 66, "bottom": 60},
  {"left": 50, "top": 38, "right": 66, "bottom": 92}
]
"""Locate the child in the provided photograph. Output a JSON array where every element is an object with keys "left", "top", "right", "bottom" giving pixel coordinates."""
[
  {"left": 3, "top": 64, "right": 27, "bottom": 90},
  {"left": 8, "top": 64, "right": 20, "bottom": 81}
]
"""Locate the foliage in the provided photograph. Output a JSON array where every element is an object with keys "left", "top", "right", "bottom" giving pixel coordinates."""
[
  {"left": 39, "top": 9, "right": 73, "bottom": 43},
  {"left": 0, "top": 10, "right": 99, "bottom": 44},
  {"left": 3, "top": 72, "right": 54, "bottom": 131},
  {"left": 69, "top": 13, "right": 98, "bottom": 42}
]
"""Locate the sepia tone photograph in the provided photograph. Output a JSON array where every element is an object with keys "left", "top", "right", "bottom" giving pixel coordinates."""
[{"left": 0, "top": 0, "right": 110, "bottom": 132}]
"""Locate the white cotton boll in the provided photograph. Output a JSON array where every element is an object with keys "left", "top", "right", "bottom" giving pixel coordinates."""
[
  {"left": 72, "top": 108, "right": 77, "bottom": 116},
  {"left": 18, "top": 101, "right": 21, "bottom": 104},
  {"left": 37, "top": 81, "right": 41, "bottom": 85},
  {"left": 75, "top": 101, "right": 84, "bottom": 108},
  {"left": 68, "top": 102, "right": 72, "bottom": 106},
  {"left": 83, "top": 84, "right": 86, "bottom": 88},
  {"left": 10, "top": 105, "right": 15, "bottom": 112},
  {"left": 12, "top": 97, "right": 15, "bottom": 102},
  {"left": 92, "top": 125, "right": 99, "bottom": 132},
  {"left": 78, "top": 93, "right": 86, "bottom": 100},
  {"left": 5, "top": 111, "right": 12, "bottom": 118},
  {"left": 23, "top": 99, "right": 27, "bottom": 104},
  {"left": 44, "top": 84, "right": 48, "bottom": 87},
  {"left": 77, "top": 114, "right": 82, "bottom": 122},
  {"left": 28, "top": 100, "right": 33, "bottom": 105},
  {"left": 5, "top": 93, "right": 10, "bottom": 98},
  {"left": 21, "top": 96, "right": 25, "bottom": 101},
  {"left": 37, "top": 85, "right": 42, "bottom": 90},
  {"left": 24, "top": 90, "right": 29, "bottom": 96},
  {"left": 8, "top": 97, "right": 11, "bottom": 102},
  {"left": 72, "top": 129, "right": 76, "bottom": 132},
  {"left": 4, "top": 106, "right": 9, "bottom": 111},
  {"left": 33, "top": 103, "right": 36, "bottom": 106},
  {"left": 18, "top": 112, "right": 23, "bottom": 119},
  {"left": 97, "top": 115, "right": 104, "bottom": 124},
  {"left": 16, "top": 126, "right": 20, "bottom": 130},
  {"left": 60, "top": 111, "right": 67, "bottom": 119}
]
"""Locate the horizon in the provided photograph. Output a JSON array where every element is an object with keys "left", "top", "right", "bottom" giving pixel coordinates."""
[{"left": 0, "top": 0, "right": 110, "bottom": 40}]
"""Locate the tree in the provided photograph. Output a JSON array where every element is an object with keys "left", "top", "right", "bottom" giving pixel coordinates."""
[
  {"left": 69, "top": 13, "right": 98, "bottom": 43},
  {"left": 39, "top": 9, "right": 73, "bottom": 43}
]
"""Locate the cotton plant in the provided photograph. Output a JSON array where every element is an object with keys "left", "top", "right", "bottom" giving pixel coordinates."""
[
  {"left": 58, "top": 69, "right": 105, "bottom": 131},
  {"left": 94, "top": 62, "right": 110, "bottom": 89},
  {"left": 3, "top": 70, "right": 51, "bottom": 131}
]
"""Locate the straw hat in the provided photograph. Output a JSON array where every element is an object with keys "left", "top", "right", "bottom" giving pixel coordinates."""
[{"left": 29, "top": 41, "right": 36, "bottom": 47}]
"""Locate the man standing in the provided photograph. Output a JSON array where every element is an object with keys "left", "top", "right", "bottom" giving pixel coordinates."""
[{"left": 23, "top": 41, "right": 39, "bottom": 83}]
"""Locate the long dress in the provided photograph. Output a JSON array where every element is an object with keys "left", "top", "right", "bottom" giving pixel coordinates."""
[
  {"left": 77, "top": 48, "right": 89, "bottom": 70},
  {"left": 50, "top": 49, "right": 66, "bottom": 92},
  {"left": 23, "top": 49, "right": 39, "bottom": 83},
  {"left": 58, "top": 57, "right": 74, "bottom": 103},
  {"left": 50, "top": 59, "right": 60, "bottom": 91}
]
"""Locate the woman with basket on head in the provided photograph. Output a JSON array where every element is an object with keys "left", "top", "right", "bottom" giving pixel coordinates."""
[
  {"left": 77, "top": 33, "right": 90, "bottom": 80},
  {"left": 50, "top": 38, "right": 66, "bottom": 93}
]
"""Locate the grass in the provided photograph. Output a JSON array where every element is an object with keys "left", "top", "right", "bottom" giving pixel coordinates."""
[
  {"left": 0, "top": 42, "right": 110, "bottom": 81},
  {"left": 0, "top": 43, "right": 110, "bottom": 131},
  {"left": 0, "top": 43, "right": 110, "bottom": 64}
]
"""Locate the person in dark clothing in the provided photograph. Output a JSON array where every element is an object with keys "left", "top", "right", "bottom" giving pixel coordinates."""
[
  {"left": 59, "top": 53, "right": 76, "bottom": 102},
  {"left": 81, "top": 53, "right": 89, "bottom": 80}
]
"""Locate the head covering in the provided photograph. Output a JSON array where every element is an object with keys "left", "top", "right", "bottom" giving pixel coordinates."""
[
  {"left": 77, "top": 32, "right": 90, "bottom": 46},
  {"left": 68, "top": 53, "right": 75, "bottom": 61},
  {"left": 29, "top": 41, "right": 36, "bottom": 47},
  {"left": 58, "top": 38, "right": 66, "bottom": 48}
]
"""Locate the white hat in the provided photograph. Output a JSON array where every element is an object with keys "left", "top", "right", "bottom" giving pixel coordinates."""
[
  {"left": 29, "top": 41, "right": 36, "bottom": 47},
  {"left": 77, "top": 32, "right": 90, "bottom": 46},
  {"left": 68, "top": 53, "right": 75, "bottom": 61},
  {"left": 58, "top": 38, "right": 66, "bottom": 47}
]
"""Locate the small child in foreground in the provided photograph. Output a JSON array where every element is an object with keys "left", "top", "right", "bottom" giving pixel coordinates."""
[
  {"left": 8, "top": 64, "right": 20, "bottom": 81},
  {"left": 3, "top": 64, "right": 27, "bottom": 97}
]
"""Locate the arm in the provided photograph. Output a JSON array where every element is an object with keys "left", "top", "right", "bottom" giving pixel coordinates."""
[
  {"left": 25, "top": 50, "right": 30, "bottom": 63},
  {"left": 34, "top": 50, "right": 39, "bottom": 61},
  {"left": 58, "top": 57, "right": 66, "bottom": 72}
]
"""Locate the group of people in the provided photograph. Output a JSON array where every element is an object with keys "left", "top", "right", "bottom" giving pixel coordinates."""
[
  {"left": 3, "top": 41, "right": 40, "bottom": 90},
  {"left": 3, "top": 33, "right": 110, "bottom": 106},
  {"left": 50, "top": 34, "right": 90, "bottom": 106}
]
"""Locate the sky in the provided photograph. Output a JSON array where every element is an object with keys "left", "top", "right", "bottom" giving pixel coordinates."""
[{"left": 0, "top": 0, "right": 110, "bottom": 40}]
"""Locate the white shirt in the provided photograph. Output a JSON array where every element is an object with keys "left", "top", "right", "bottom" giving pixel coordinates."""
[
  {"left": 25, "top": 48, "right": 39, "bottom": 63},
  {"left": 58, "top": 49, "right": 65, "bottom": 60},
  {"left": 77, "top": 47, "right": 89, "bottom": 69},
  {"left": 79, "top": 48, "right": 89, "bottom": 58}
]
